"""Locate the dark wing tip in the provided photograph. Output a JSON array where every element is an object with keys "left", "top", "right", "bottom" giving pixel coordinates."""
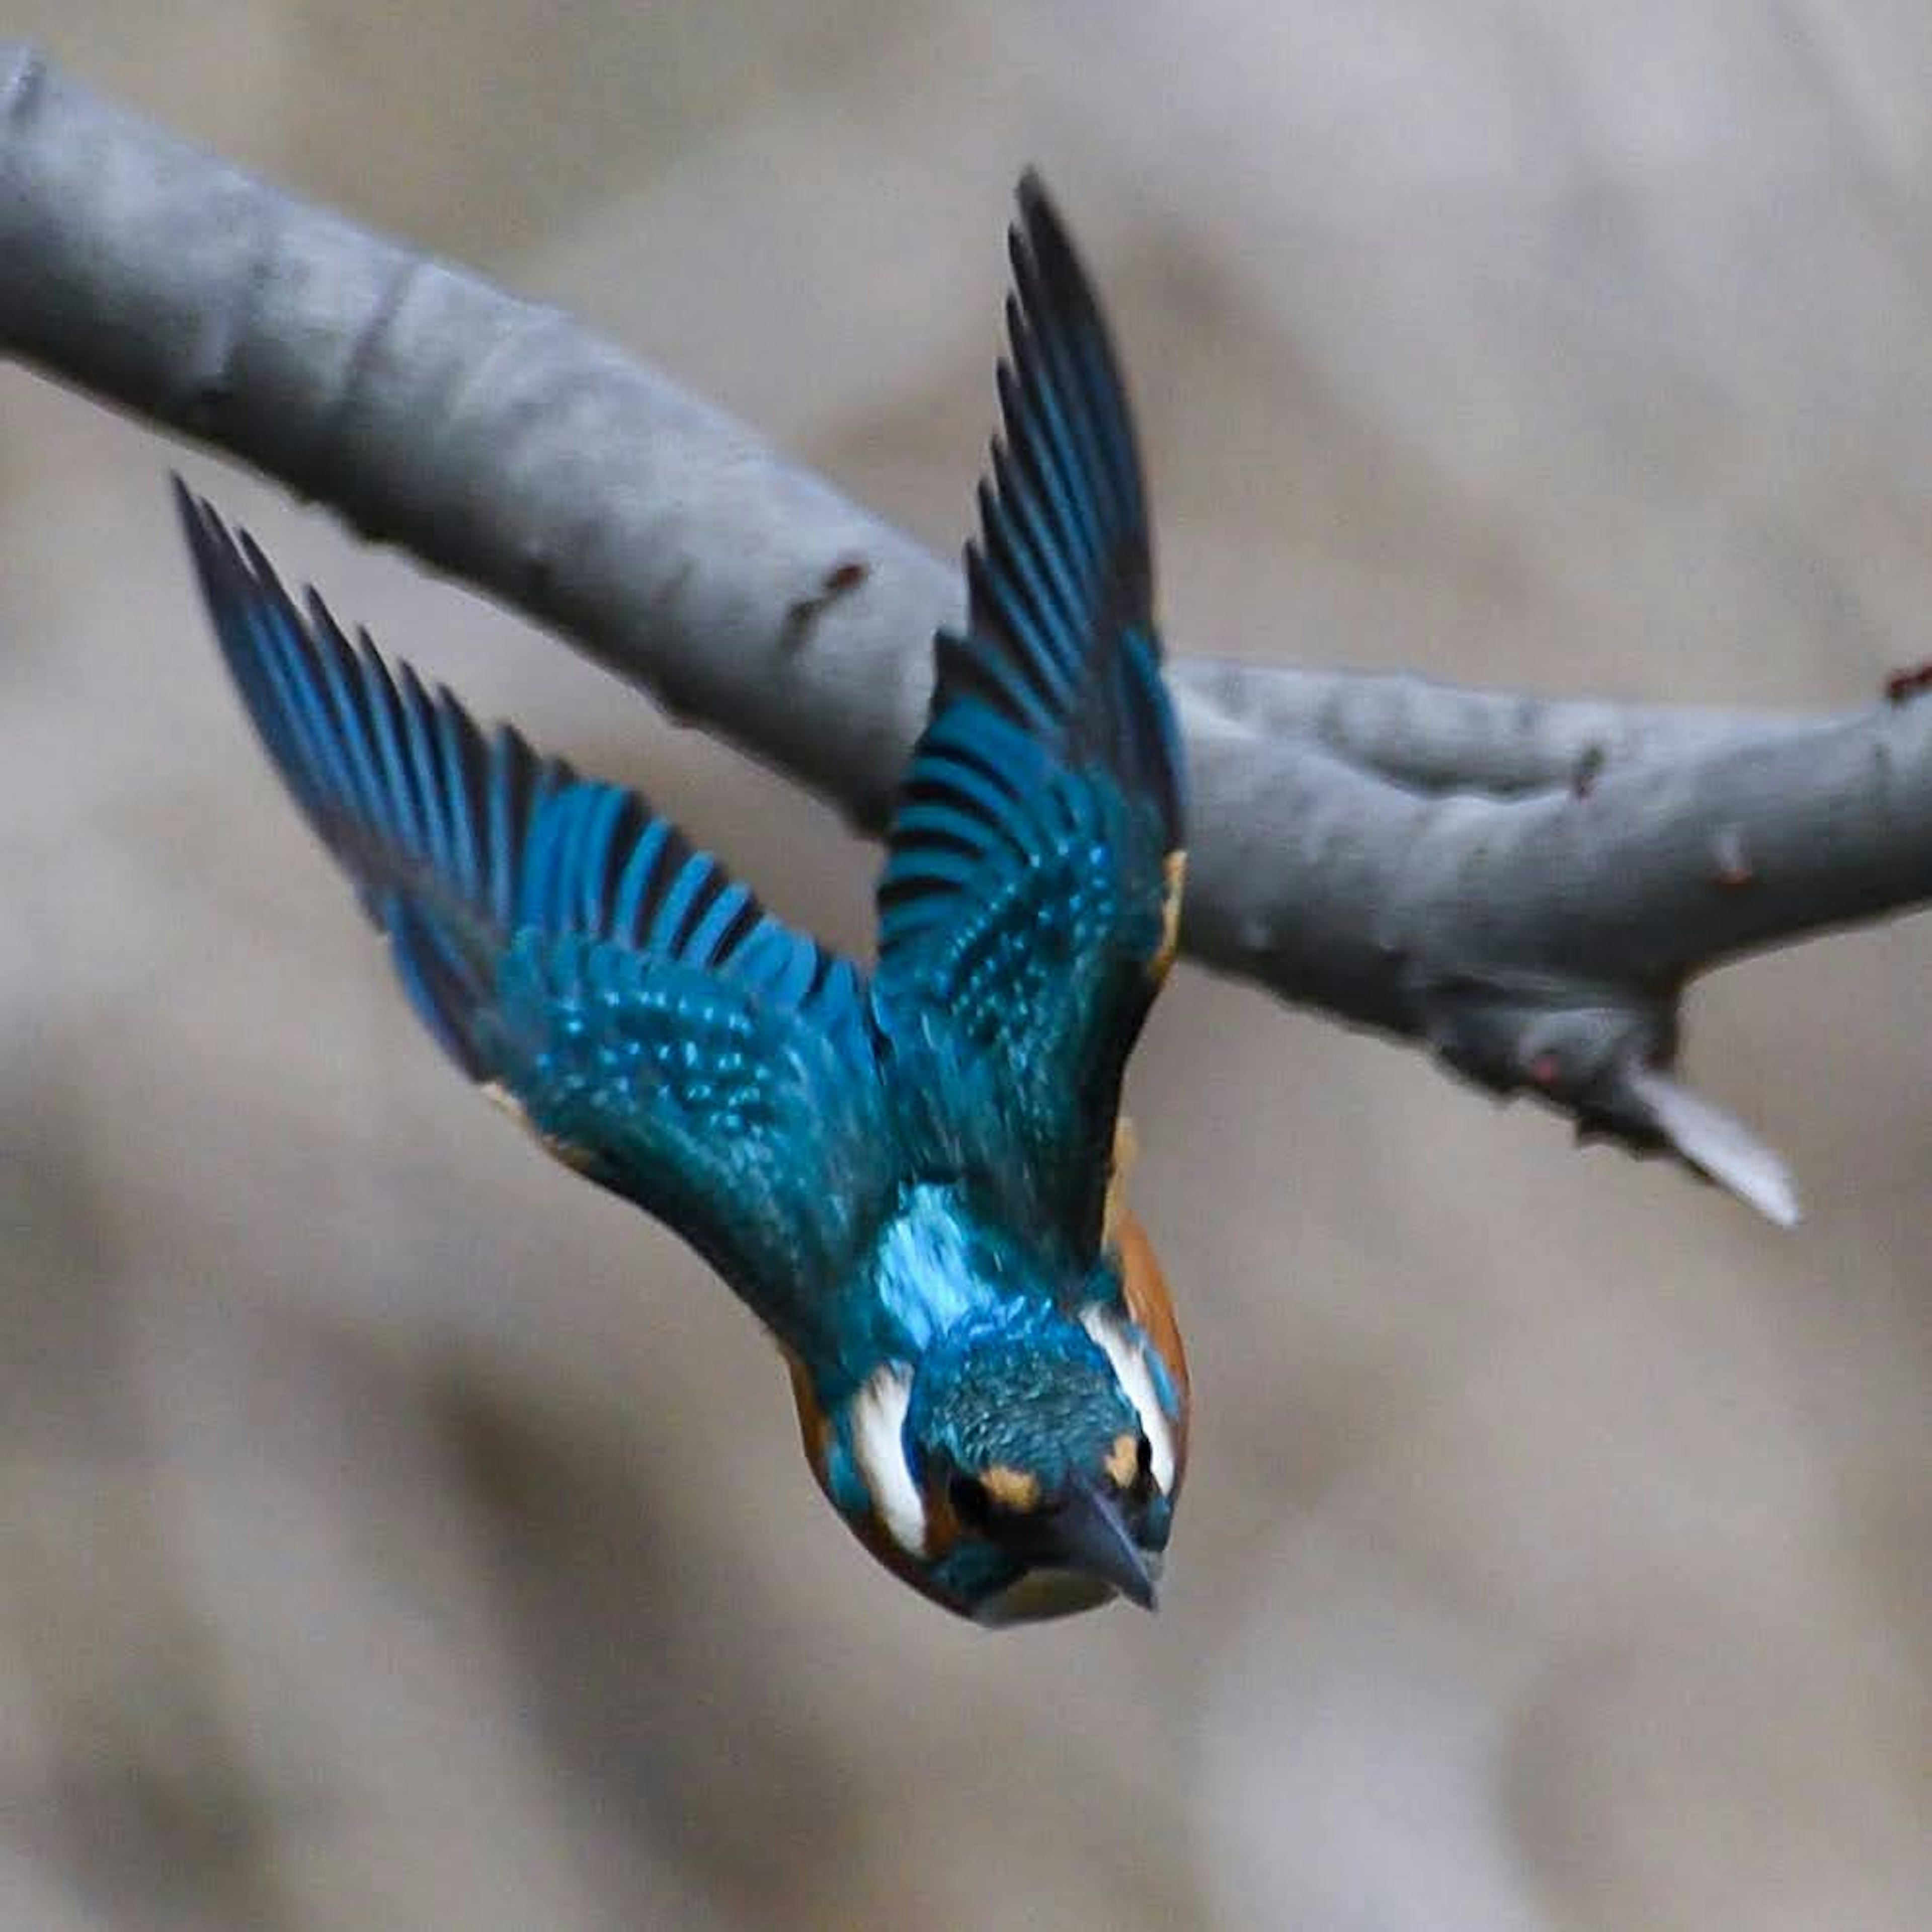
[
  {"left": 1000, "top": 172, "right": 1149, "bottom": 589},
  {"left": 1009, "top": 174, "right": 1126, "bottom": 388},
  {"left": 172, "top": 479, "right": 284, "bottom": 639},
  {"left": 172, "top": 473, "right": 227, "bottom": 600},
  {"left": 1013, "top": 169, "right": 1068, "bottom": 262},
  {"left": 1011, "top": 170, "right": 1073, "bottom": 277}
]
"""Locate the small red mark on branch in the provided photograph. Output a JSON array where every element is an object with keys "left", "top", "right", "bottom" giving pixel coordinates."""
[
  {"left": 1526, "top": 1053, "right": 1562, "bottom": 1090},
  {"left": 1712, "top": 823, "right": 1755, "bottom": 890},
  {"left": 1883, "top": 661, "right": 1932, "bottom": 704},
  {"left": 781, "top": 556, "right": 871, "bottom": 652}
]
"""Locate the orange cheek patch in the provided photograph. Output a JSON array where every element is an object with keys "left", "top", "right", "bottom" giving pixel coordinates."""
[
  {"left": 1104, "top": 1431, "right": 1140, "bottom": 1490},
  {"left": 982, "top": 1464, "right": 1042, "bottom": 1513}
]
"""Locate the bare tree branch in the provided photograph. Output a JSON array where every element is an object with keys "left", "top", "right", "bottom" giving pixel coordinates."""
[
  {"left": 1175, "top": 660, "right": 1825, "bottom": 798},
  {"left": 6, "top": 44, "right": 1930, "bottom": 1219}
]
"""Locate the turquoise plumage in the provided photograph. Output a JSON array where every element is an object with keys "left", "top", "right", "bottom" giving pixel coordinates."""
[{"left": 179, "top": 176, "right": 1191, "bottom": 1623}]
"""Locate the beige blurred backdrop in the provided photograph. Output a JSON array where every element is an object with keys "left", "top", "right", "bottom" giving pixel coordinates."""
[{"left": 4, "top": 6, "right": 1931, "bottom": 1928}]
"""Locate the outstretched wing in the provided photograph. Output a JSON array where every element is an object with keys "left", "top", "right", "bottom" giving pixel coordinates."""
[
  {"left": 178, "top": 485, "right": 890, "bottom": 1355},
  {"left": 872, "top": 177, "right": 1185, "bottom": 1262}
]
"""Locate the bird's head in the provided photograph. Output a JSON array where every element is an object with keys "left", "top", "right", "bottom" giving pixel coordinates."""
[{"left": 842, "top": 1299, "right": 1179, "bottom": 1625}]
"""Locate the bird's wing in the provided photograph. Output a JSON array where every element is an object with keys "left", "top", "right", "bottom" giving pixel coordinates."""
[
  {"left": 179, "top": 486, "right": 891, "bottom": 1356},
  {"left": 872, "top": 177, "right": 1185, "bottom": 1263}
]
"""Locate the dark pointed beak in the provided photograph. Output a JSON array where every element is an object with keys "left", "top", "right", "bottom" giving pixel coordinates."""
[{"left": 1006, "top": 1477, "right": 1158, "bottom": 1611}]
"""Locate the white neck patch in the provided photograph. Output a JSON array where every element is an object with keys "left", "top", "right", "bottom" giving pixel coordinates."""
[
  {"left": 1079, "top": 1305, "right": 1177, "bottom": 1495},
  {"left": 849, "top": 1363, "right": 926, "bottom": 1557}
]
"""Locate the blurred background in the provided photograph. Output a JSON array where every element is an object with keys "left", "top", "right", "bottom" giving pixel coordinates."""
[{"left": 4, "top": 5, "right": 1931, "bottom": 1927}]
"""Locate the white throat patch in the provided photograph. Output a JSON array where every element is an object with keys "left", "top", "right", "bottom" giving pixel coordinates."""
[
  {"left": 849, "top": 1363, "right": 926, "bottom": 1556},
  {"left": 1079, "top": 1305, "right": 1177, "bottom": 1495}
]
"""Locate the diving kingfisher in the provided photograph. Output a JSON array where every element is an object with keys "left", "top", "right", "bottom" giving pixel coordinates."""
[{"left": 176, "top": 176, "right": 1190, "bottom": 1624}]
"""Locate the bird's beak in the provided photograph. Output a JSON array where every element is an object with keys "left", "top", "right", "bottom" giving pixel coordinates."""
[{"left": 1006, "top": 1476, "right": 1159, "bottom": 1611}]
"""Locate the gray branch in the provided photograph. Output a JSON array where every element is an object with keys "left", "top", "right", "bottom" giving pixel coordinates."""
[
  {"left": 7, "top": 45, "right": 1931, "bottom": 1221},
  {"left": 1175, "top": 660, "right": 1827, "bottom": 798}
]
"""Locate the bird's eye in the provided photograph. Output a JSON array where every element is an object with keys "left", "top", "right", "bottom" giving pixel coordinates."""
[
  {"left": 948, "top": 1474, "right": 993, "bottom": 1529},
  {"left": 1133, "top": 1434, "right": 1154, "bottom": 1493}
]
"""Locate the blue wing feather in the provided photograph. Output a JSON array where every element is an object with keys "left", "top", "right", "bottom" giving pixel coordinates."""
[
  {"left": 874, "top": 176, "right": 1186, "bottom": 1260},
  {"left": 179, "top": 483, "right": 886, "bottom": 1348},
  {"left": 179, "top": 485, "right": 860, "bottom": 1053}
]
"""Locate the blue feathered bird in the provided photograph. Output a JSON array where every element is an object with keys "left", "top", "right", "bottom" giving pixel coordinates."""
[{"left": 177, "top": 176, "right": 1190, "bottom": 1623}]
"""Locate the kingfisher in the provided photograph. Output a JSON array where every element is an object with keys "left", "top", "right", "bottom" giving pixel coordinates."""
[{"left": 176, "top": 176, "right": 1189, "bottom": 1624}]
